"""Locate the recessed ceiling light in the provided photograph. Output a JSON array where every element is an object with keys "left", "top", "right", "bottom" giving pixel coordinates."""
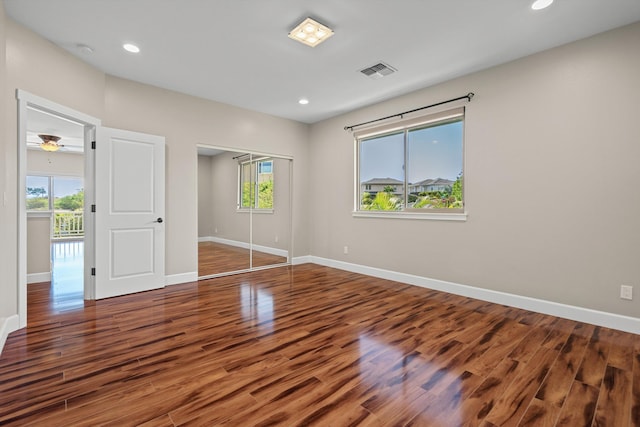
[
  {"left": 288, "top": 18, "right": 334, "bottom": 47},
  {"left": 123, "top": 43, "right": 140, "bottom": 53},
  {"left": 298, "top": 98, "right": 309, "bottom": 105},
  {"left": 531, "top": 0, "right": 553, "bottom": 10}
]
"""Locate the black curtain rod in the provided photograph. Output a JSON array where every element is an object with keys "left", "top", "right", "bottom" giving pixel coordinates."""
[{"left": 344, "top": 92, "right": 474, "bottom": 132}]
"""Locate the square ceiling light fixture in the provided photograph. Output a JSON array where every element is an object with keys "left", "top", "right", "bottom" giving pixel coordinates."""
[{"left": 288, "top": 17, "right": 334, "bottom": 47}]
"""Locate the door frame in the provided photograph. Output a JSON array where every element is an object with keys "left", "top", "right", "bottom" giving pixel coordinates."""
[{"left": 17, "top": 90, "right": 101, "bottom": 328}]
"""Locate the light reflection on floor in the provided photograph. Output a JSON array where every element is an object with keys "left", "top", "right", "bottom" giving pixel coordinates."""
[
  {"left": 51, "top": 240, "right": 84, "bottom": 311},
  {"left": 240, "top": 283, "right": 274, "bottom": 333}
]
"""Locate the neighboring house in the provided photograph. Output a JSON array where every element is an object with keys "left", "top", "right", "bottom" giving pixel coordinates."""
[
  {"left": 409, "top": 178, "right": 454, "bottom": 194},
  {"left": 360, "top": 177, "right": 404, "bottom": 195}
]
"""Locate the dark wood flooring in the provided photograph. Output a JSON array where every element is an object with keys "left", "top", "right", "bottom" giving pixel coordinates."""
[
  {"left": 198, "top": 241, "right": 287, "bottom": 276},
  {"left": 1, "top": 264, "right": 639, "bottom": 426}
]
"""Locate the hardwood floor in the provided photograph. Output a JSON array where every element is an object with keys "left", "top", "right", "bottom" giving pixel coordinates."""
[
  {"left": 1, "top": 264, "right": 639, "bottom": 426},
  {"left": 198, "top": 241, "right": 288, "bottom": 276}
]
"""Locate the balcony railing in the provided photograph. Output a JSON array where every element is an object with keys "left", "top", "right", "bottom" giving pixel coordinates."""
[{"left": 53, "top": 211, "right": 84, "bottom": 239}]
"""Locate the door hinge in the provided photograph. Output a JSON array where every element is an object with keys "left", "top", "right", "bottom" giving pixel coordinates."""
[
  {"left": 91, "top": 141, "right": 96, "bottom": 149},
  {"left": 91, "top": 204, "right": 96, "bottom": 212},
  {"left": 91, "top": 267, "right": 96, "bottom": 276}
]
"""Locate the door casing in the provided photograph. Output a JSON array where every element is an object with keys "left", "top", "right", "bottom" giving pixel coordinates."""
[{"left": 17, "top": 90, "right": 100, "bottom": 327}]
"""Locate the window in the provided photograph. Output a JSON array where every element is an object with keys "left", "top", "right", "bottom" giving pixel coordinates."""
[
  {"left": 357, "top": 107, "right": 464, "bottom": 215},
  {"left": 27, "top": 175, "right": 84, "bottom": 212},
  {"left": 239, "top": 158, "right": 274, "bottom": 210},
  {"left": 26, "top": 175, "right": 85, "bottom": 238}
]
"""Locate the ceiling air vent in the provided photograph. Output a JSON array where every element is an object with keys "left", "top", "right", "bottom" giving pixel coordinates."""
[{"left": 360, "top": 62, "right": 397, "bottom": 79}]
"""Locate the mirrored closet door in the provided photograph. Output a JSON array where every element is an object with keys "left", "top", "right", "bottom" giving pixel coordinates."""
[{"left": 197, "top": 146, "right": 292, "bottom": 278}]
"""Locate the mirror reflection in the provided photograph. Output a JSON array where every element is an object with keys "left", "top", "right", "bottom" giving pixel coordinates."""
[{"left": 197, "top": 146, "right": 291, "bottom": 278}]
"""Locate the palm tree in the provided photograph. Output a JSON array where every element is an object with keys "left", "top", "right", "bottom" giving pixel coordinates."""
[{"left": 364, "top": 191, "right": 402, "bottom": 211}]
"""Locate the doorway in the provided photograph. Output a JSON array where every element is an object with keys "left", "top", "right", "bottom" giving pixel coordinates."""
[
  {"left": 26, "top": 172, "right": 85, "bottom": 312},
  {"left": 17, "top": 90, "right": 100, "bottom": 328}
]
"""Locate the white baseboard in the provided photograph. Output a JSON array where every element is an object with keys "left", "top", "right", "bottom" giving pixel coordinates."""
[
  {"left": 201, "top": 236, "right": 288, "bottom": 258},
  {"left": 1, "top": 315, "right": 20, "bottom": 356},
  {"left": 306, "top": 256, "right": 640, "bottom": 335},
  {"left": 165, "top": 271, "right": 198, "bottom": 286},
  {"left": 292, "top": 255, "right": 313, "bottom": 265},
  {"left": 27, "top": 272, "right": 51, "bottom": 284}
]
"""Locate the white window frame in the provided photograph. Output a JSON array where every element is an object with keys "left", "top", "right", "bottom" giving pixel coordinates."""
[{"left": 353, "top": 107, "right": 467, "bottom": 221}]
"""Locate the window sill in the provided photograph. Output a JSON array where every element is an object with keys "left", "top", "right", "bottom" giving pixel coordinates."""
[
  {"left": 236, "top": 209, "right": 274, "bottom": 214},
  {"left": 352, "top": 211, "right": 467, "bottom": 221}
]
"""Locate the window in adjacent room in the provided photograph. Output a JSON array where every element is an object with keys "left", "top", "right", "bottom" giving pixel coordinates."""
[
  {"left": 239, "top": 158, "right": 274, "bottom": 210},
  {"left": 356, "top": 107, "right": 464, "bottom": 215},
  {"left": 26, "top": 175, "right": 51, "bottom": 211},
  {"left": 26, "top": 175, "right": 85, "bottom": 238},
  {"left": 27, "top": 175, "right": 84, "bottom": 212}
]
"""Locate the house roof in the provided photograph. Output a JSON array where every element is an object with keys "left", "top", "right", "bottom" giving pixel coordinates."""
[
  {"left": 411, "top": 178, "right": 455, "bottom": 186},
  {"left": 361, "top": 178, "right": 403, "bottom": 185}
]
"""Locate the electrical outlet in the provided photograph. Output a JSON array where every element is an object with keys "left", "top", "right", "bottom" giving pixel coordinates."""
[
  {"left": 620, "top": 285, "right": 633, "bottom": 300},
  {"left": 343, "top": 246, "right": 349, "bottom": 254},
  {"left": 214, "top": 227, "right": 218, "bottom": 233},
  {"left": 275, "top": 235, "right": 279, "bottom": 243}
]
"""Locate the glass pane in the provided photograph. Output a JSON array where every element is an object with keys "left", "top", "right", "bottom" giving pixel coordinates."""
[
  {"left": 407, "top": 119, "right": 463, "bottom": 210},
  {"left": 53, "top": 177, "right": 84, "bottom": 238},
  {"left": 197, "top": 150, "right": 251, "bottom": 276},
  {"left": 26, "top": 175, "right": 50, "bottom": 210},
  {"left": 53, "top": 177, "right": 84, "bottom": 211},
  {"left": 359, "top": 132, "right": 404, "bottom": 211},
  {"left": 252, "top": 157, "right": 289, "bottom": 268},
  {"left": 240, "top": 162, "right": 253, "bottom": 208},
  {"left": 256, "top": 159, "right": 273, "bottom": 209}
]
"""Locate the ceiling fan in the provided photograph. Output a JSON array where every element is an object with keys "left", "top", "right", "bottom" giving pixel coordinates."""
[
  {"left": 38, "top": 134, "right": 64, "bottom": 152},
  {"left": 25, "top": 134, "right": 66, "bottom": 152}
]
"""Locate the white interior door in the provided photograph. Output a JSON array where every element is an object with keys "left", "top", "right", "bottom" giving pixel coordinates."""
[{"left": 94, "top": 127, "right": 165, "bottom": 299}]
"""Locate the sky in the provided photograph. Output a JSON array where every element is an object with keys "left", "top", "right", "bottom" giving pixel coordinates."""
[
  {"left": 359, "top": 120, "right": 463, "bottom": 183},
  {"left": 26, "top": 176, "right": 83, "bottom": 198}
]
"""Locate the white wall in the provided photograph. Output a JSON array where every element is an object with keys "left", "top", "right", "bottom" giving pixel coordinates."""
[
  {"left": 308, "top": 22, "right": 640, "bottom": 319},
  {"left": 0, "top": 2, "right": 10, "bottom": 321},
  {"left": 102, "top": 76, "right": 309, "bottom": 277},
  {"left": 197, "top": 155, "right": 214, "bottom": 238},
  {"left": 26, "top": 216, "right": 50, "bottom": 276},
  {"left": 27, "top": 150, "right": 83, "bottom": 176}
]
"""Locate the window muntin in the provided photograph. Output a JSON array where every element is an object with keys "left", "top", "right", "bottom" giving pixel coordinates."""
[
  {"left": 356, "top": 108, "right": 464, "bottom": 214},
  {"left": 239, "top": 158, "right": 274, "bottom": 210}
]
